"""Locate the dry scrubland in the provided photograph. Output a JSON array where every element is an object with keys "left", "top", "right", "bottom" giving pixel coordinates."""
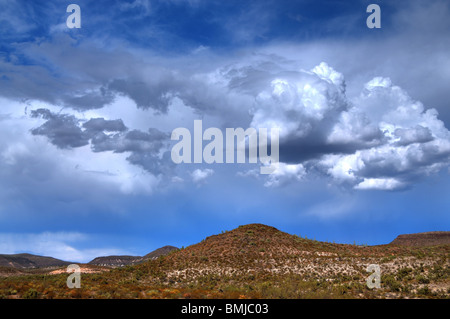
[{"left": 0, "top": 224, "right": 448, "bottom": 299}]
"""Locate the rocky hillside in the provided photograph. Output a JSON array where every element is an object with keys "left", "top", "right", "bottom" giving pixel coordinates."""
[{"left": 390, "top": 231, "right": 450, "bottom": 247}]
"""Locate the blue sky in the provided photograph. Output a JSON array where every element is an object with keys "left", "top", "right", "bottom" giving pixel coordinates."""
[{"left": 0, "top": 0, "right": 449, "bottom": 262}]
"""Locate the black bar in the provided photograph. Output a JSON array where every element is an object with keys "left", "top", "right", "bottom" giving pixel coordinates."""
[{"left": 1, "top": 299, "right": 447, "bottom": 318}]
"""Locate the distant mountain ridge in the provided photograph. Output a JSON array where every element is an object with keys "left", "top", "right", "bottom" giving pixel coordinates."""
[
  {"left": 88, "top": 245, "right": 179, "bottom": 267},
  {"left": 88, "top": 255, "right": 141, "bottom": 267},
  {"left": 0, "top": 253, "right": 71, "bottom": 269},
  {"left": 390, "top": 231, "right": 450, "bottom": 247},
  {"left": 1, "top": 228, "right": 449, "bottom": 270},
  {"left": 0, "top": 245, "right": 179, "bottom": 270}
]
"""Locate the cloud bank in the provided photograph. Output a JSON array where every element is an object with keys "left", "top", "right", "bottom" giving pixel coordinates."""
[{"left": 13, "top": 57, "right": 450, "bottom": 193}]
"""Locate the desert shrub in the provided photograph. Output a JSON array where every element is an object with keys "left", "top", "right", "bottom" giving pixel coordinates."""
[
  {"left": 416, "top": 275, "right": 430, "bottom": 284},
  {"left": 380, "top": 256, "right": 396, "bottom": 263},
  {"left": 429, "top": 264, "right": 447, "bottom": 280},
  {"left": 402, "top": 284, "right": 412, "bottom": 293},
  {"left": 397, "top": 267, "right": 412, "bottom": 281},
  {"left": 382, "top": 274, "right": 401, "bottom": 292},
  {"left": 417, "top": 286, "right": 431, "bottom": 296},
  {"left": 413, "top": 251, "right": 425, "bottom": 259},
  {"left": 134, "top": 269, "right": 145, "bottom": 281},
  {"left": 23, "top": 288, "right": 39, "bottom": 299}
]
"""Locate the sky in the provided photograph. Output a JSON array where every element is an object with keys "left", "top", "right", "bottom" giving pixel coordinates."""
[{"left": 0, "top": 0, "right": 449, "bottom": 263}]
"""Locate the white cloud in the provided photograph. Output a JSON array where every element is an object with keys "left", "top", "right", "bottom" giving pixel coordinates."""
[
  {"left": 264, "top": 163, "right": 305, "bottom": 187},
  {"left": 119, "top": 0, "right": 152, "bottom": 16},
  {"left": 191, "top": 168, "right": 214, "bottom": 183},
  {"left": 250, "top": 62, "right": 347, "bottom": 139},
  {"left": 355, "top": 178, "right": 405, "bottom": 191},
  {"left": 234, "top": 59, "right": 450, "bottom": 190}
]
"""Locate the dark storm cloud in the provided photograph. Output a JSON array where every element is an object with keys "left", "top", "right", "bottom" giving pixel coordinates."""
[
  {"left": 30, "top": 108, "right": 89, "bottom": 149},
  {"left": 126, "top": 150, "right": 175, "bottom": 176},
  {"left": 90, "top": 128, "right": 168, "bottom": 154},
  {"left": 108, "top": 79, "right": 175, "bottom": 113},
  {"left": 62, "top": 88, "right": 116, "bottom": 111},
  {"left": 83, "top": 118, "right": 127, "bottom": 133},
  {"left": 89, "top": 128, "right": 171, "bottom": 175},
  {"left": 30, "top": 108, "right": 170, "bottom": 175}
]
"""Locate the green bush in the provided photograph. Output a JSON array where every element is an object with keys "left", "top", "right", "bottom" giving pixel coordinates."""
[
  {"left": 382, "top": 274, "right": 401, "bottom": 292},
  {"left": 397, "top": 267, "right": 412, "bottom": 281},
  {"left": 23, "top": 288, "right": 39, "bottom": 299},
  {"left": 417, "top": 286, "right": 431, "bottom": 296},
  {"left": 416, "top": 275, "right": 430, "bottom": 284}
]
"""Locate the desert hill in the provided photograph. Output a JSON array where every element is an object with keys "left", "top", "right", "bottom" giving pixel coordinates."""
[
  {"left": 135, "top": 223, "right": 398, "bottom": 283},
  {"left": 126, "top": 223, "right": 449, "bottom": 298}
]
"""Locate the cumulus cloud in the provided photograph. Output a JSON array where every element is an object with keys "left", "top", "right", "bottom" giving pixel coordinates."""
[
  {"left": 16, "top": 52, "right": 450, "bottom": 192},
  {"left": 315, "top": 76, "right": 450, "bottom": 190},
  {"left": 354, "top": 178, "right": 406, "bottom": 191},
  {"left": 191, "top": 168, "right": 214, "bottom": 183},
  {"left": 249, "top": 62, "right": 347, "bottom": 139},
  {"left": 227, "top": 60, "right": 450, "bottom": 190},
  {"left": 0, "top": 3, "right": 448, "bottom": 193},
  {"left": 49, "top": 56, "right": 450, "bottom": 191},
  {"left": 263, "top": 163, "right": 305, "bottom": 187}
]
